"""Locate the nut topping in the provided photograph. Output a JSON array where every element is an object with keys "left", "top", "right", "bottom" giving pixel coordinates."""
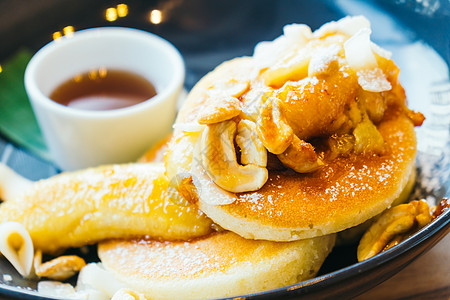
[
  {"left": 34, "top": 251, "right": 86, "bottom": 281},
  {"left": 236, "top": 120, "right": 267, "bottom": 167},
  {"left": 209, "top": 79, "right": 250, "bottom": 98},
  {"left": 277, "top": 135, "right": 323, "bottom": 173},
  {"left": 200, "top": 120, "right": 268, "bottom": 193},
  {"left": 198, "top": 96, "right": 242, "bottom": 125},
  {"left": 256, "top": 98, "right": 293, "bottom": 154}
]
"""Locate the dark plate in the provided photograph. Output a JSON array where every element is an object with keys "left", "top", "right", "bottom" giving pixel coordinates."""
[{"left": 0, "top": 0, "right": 449, "bottom": 299}]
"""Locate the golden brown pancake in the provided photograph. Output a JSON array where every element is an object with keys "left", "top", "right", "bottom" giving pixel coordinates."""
[
  {"left": 336, "top": 167, "right": 416, "bottom": 245},
  {"left": 98, "top": 232, "right": 335, "bottom": 300},
  {"left": 197, "top": 107, "right": 417, "bottom": 240},
  {"left": 164, "top": 18, "right": 421, "bottom": 241}
]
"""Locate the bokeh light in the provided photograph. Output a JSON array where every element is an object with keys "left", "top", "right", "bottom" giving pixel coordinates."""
[
  {"left": 150, "top": 9, "right": 163, "bottom": 24},
  {"left": 117, "top": 4, "right": 128, "bottom": 17},
  {"left": 88, "top": 69, "right": 98, "bottom": 80},
  {"left": 99, "top": 67, "right": 108, "bottom": 78},
  {"left": 63, "top": 26, "right": 75, "bottom": 37},
  {"left": 53, "top": 31, "right": 62, "bottom": 41},
  {"left": 106, "top": 7, "right": 118, "bottom": 22}
]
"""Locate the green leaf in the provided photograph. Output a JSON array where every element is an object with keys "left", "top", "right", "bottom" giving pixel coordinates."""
[{"left": 0, "top": 49, "right": 51, "bottom": 161}]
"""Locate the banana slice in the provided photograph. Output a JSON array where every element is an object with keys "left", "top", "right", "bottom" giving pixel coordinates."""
[{"left": 0, "top": 221, "right": 34, "bottom": 277}]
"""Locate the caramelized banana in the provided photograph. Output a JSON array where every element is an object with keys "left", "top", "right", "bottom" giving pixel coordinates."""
[
  {"left": 357, "top": 200, "right": 432, "bottom": 261},
  {"left": 0, "top": 163, "right": 213, "bottom": 254}
]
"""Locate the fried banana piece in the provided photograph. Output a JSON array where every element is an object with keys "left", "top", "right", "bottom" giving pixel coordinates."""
[
  {"left": 0, "top": 163, "right": 213, "bottom": 254},
  {"left": 357, "top": 200, "right": 432, "bottom": 261}
]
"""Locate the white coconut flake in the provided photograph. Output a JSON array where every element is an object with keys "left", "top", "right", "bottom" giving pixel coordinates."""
[
  {"left": 357, "top": 68, "right": 392, "bottom": 92},
  {"left": 253, "top": 24, "right": 312, "bottom": 71},
  {"left": 344, "top": 28, "right": 378, "bottom": 71},
  {"left": 313, "top": 15, "right": 371, "bottom": 37},
  {"left": 76, "top": 263, "right": 127, "bottom": 298},
  {"left": 37, "top": 281, "right": 80, "bottom": 298},
  {"left": 283, "top": 24, "right": 312, "bottom": 43},
  {"left": 308, "top": 44, "right": 341, "bottom": 77},
  {"left": 253, "top": 36, "right": 291, "bottom": 70}
]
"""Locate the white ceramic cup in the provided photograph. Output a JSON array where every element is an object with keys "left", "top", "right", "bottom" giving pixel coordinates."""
[{"left": 25, "top": 27, "right": 184, "bottom": 171}]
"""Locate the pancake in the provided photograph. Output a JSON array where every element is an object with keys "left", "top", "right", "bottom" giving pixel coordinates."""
[
  {"left": 164, "top": 17, "right": 422, "bottom": 241},
  {"left": 98, "top": 232, "right": 335, "bottom": 300},
  {"left": 336, "top": 166, "right": 417, "bottom": 245},
  {"left": 197, "top": 108, "right": 416, "bottom": 241}
]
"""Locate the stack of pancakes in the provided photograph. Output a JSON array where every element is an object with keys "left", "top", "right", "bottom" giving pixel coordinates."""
[{"left": 98, "top": 16, "right": 422, "bottom": 299}]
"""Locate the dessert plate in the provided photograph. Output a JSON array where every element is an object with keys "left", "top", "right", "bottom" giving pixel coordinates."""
[{"left": 0, "top": 0, "right": 448, "bottom": 298}]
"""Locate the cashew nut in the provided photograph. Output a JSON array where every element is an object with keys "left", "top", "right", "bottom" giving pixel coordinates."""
[
  {"left": 358, "top": 90, "right": 386, "bottom": 124},
  {"left": 190, "top": 139, "right": 237, "bottom": 205},
  {"left": 277, "top": 135, "right": 323, "bottom": 173},
  {"left": 34, "top": 250, "right": 86, "bottom": 280},
  {"left": 197, "top": 78, "right": 249, "bottom": 125},
  {"left": 200, "top": 120, "right": 268, "bottom": 193},
  {"left": 357, "top": 200, "right": 432, "bottom": 262},
  {"left": 353, "top": 114, "right": 386, "bottom": 155},
  {"left": 256, "top": 98, "right": 293, "bottom": 154},
  {"left": 236, "top": 120, "right": 267, "bottom": 167},
  {"left": 208, "top": 79, "right": 250, "bottom": 98},
  {"left": 198, "top": 96, "right": 242, "bottom": 125}
]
